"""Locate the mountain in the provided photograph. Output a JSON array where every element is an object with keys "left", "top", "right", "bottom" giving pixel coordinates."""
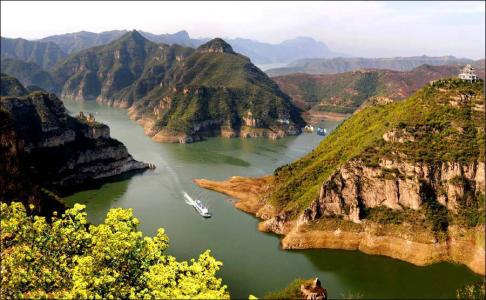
[
  {"left": 1, "top": 37, "right": 67, "bottom": 69},
  {"left": 51, "top": 30, "right": 194, "bottom": 106},
  {"left": 1, "top": 58, "right": 58, "bottom": 92},
  {"left": 38, "top": 30, "right": 342, "bottom": 64},
  {"left": 196, "top": 78, "right": 485, "bottom": 275},
  {"left": 266, "top": 56, "right": 477, "bottom": 76},
  {"left": 39, "top": 30, "right": 202, "bottom": 54},
  {"left": 272, "top": 64, "right": 485, "bottom": 120},
  {"left": 0, "top": 73, "right": 148, "bottom": 212},
  {"left": 51, "top": 31, "right": 303, "bottom": 143},
  {"left": 40, "top": 30, "right": 130, "bottom": 54},
  {"left": 227, "top": 36, "right": 343, "bottom": 64}
]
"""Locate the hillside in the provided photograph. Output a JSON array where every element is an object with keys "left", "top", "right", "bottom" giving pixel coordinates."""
[
  {"left": 0, "top": 72, "right": 30, "bottom": 96},
  {"left": 51, "top": 30, "right": 193, "bottom": 106},
  {"left": 1, "top": 37, "right": 67, "bottom": 69},
  {"left": 272, "top": 64, "right": 484, "bottom": 119},
  {"left": 196, "top": 79, "right": 485, "bottom": 274},
  {"left": 266, "top": 56, "right": 477, "bottom": 76},
  {"left": 0, "top": 74, "right": 148, "bottom": 212},
  {"left": 51, "top": 31, "right": 303, "bottom": 143},
  {"left": 1, "top": 58, "right": 57, "bottom": 92}
]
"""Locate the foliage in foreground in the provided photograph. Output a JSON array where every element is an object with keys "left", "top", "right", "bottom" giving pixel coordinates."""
[
  {"left": 0, "top": 202, "right": 229, "bottom": 299},
  {"left": 456, "top": 280, "right": 485, "bottom": 300},
  {"left": 263, "top": 278, "right": 309, "bottom": 299}
]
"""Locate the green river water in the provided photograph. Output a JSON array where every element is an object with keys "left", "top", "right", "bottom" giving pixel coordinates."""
[{"left": 62, "top": 100, "right": 481, "bottom": 299}]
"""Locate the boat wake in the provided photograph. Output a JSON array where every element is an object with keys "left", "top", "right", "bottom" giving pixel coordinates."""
[
  {"left": 183, "top": 191, "right": 196, "bottom": 206},
  {"left": 183, "top": 191, "right": 211, "bottom": 218}
]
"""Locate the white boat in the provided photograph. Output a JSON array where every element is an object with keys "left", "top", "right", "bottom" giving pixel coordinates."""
[
  {"left": 194, "top": 199, "right": 211, "bottom": 218},
  {"left": 184, "top": 192, "right": 211, "bottom": 218}
]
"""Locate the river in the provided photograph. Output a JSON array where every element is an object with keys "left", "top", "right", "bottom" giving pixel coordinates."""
[{"left": 63, "top": 100, "right": 480, "bottom": 299}]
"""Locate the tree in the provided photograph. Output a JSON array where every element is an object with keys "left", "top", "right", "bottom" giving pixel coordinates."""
[{"left": 0, "top": 202, "right": 229, "bottom": 299}]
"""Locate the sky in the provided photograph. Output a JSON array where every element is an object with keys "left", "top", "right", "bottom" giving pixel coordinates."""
[{"left": 1, "top": 1, "right": 485, "bottom": 59}]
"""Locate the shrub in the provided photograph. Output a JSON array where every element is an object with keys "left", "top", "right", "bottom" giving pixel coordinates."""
[{"left": 0, "top": 202, "right": 229, "bottom": 299}]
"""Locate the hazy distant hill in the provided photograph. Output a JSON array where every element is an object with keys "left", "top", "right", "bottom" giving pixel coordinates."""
[
  {"left": 272, "top": 64, "right": 485, "bottom": 117},
  {"left": 266, "top": 56, "right": 477, "bottom": 76},
  {"left": 36, "top": 30, "right": 342, "bottom": 64},
  {"left": 227, "top": 36, "right": 344, "bottom": 64},
  {"left": 40, "top": 30, "right": 202, "bottom": 54},
  {"left": 39, "top": 30, "right": 129, "bottom": 54},
  {"left": 0, "top": 37, "right": 67, "bottom": 69}
]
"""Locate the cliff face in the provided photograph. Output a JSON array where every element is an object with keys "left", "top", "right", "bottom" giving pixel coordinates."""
[
  {"left": 50, "top": 31, "right": 303, "bottom": 143},
  {"left": 0, "top": 92, "right": 148, "bottom": 194},
  {"left": 196, "top": 79, "right": 486, "bottom": 274},
  {"left": 303, "top": 159, "right": 485, "bottom": 224},
  {"left": 0, "top": 76, "right": 148, "bottom": 208}
]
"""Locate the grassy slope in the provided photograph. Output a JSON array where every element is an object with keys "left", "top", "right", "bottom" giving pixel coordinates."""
[
  {"left": 271, "top": 79, "right": 485, "bottom": 216},
  {"left": 142, "top": 50, "right": 301, "bottom": 132}
]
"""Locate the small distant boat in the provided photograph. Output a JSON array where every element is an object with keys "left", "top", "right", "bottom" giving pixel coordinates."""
[
  {"left": 184, "top": 192, "right": 211, "bottom": 218},
  {"left": 316, "top": 127, "right": 327, "bottom": 136},
  {"left": 194, "top": 200, "right": 211, "bottom": 218}
]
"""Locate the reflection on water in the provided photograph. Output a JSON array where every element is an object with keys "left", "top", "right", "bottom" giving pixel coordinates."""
[{"left": 62, "top": 100, "right": 480, "bottom": 299}]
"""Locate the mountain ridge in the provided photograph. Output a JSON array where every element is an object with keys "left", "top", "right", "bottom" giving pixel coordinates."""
[{"left": 48, "top": 31, "right": 303, "bottom": 143}]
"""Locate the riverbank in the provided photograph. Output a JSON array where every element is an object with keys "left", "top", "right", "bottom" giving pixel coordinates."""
[{"left": 195, "top": 176, "right": 486, "bottom": 275}]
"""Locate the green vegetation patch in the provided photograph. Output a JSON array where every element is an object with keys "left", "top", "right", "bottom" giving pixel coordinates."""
[
  {"left": 0, "top": 202, "right": 229, "bottom": 299},
  {"left": 270, "top": 79, "right": 485, "bottom": 219}
]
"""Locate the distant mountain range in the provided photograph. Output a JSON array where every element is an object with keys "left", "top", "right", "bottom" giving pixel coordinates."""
[
  {"left": 266, "top": 56, "right": 483, "bottom": 76},
  {"left": 39, "top": 30, "right": 201, "bottom": 54},
  {"left": 2, "top": 29, "right": 344, "bottom": 67},
  {"left": 272, "top": 64, "right": 485, "bottom": 120}
]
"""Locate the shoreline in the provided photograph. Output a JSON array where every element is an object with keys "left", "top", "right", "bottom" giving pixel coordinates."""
[{"left": 194, "top": 176, "right": 486, "bottom": 275}]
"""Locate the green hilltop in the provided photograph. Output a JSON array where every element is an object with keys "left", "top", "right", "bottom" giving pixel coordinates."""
[
  {"left": 271, "top": 78, "right": 485, "bottom": 219},
  {"left": 48, "top": 31, "right": 303, "bottom": 141}
]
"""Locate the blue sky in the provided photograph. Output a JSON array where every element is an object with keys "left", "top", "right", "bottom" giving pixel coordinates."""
[{"left": 1, "top": 1, "right": 484, "bottom": 59}]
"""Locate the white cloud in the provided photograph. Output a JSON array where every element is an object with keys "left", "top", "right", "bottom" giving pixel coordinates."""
[{"left": 1, "top": 1, "right": 484, "bottom": 58}]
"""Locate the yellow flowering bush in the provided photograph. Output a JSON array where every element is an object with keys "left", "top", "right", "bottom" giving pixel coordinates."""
[{"left": 0, "top": 202, "right": 229, "bottom": 299}]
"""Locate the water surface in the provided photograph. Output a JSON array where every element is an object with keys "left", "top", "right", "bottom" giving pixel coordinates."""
[{"left": 63, "top": 100, "right": 480, "bottom": 299}]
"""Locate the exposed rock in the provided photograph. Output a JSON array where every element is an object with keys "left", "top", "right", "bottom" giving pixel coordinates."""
[
  {"left": 300, "top": 278, "right": 327, "bottom": 300},
  {"left": 0, "top": 89, "right": 149, "bottom": 198},
  {"left": 196, "top": 80, "right": 485, "bottom": 275},
  {"left": 299, "top": 159, "right": 485, "bottom": 225}
]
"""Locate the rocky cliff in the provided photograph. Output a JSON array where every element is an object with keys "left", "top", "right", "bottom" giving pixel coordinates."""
[
  {"left": 196, "top": 79, "right": 485, "bottom": 274},
  {"left": 0, "top": 74, "right": 148, "bottom": 210},
  {"left": 50, "top": 31, "right": 303, "bottom": 143}
]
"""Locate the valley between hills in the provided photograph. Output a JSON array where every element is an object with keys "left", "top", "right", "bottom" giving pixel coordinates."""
[{"left": 1, "top": 23, "right": 485, "bottom": 299}]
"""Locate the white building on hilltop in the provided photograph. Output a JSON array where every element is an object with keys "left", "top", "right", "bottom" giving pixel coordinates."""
[{"left": 458, "top": 64, "right": 480, "bottom": 82}]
